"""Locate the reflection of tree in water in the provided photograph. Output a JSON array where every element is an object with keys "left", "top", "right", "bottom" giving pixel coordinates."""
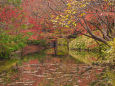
[
  {"left": 69, "top": 49, "right": 115, "bottom": 86},
  {"left": 0, "top": 55, "right": 114, "bottom": 86},
  {"left": 90, "top": 66, "right": 115, "bottom": 86},
  {"left": 69, "top": 50, "right": 99, "bottom": 64}
]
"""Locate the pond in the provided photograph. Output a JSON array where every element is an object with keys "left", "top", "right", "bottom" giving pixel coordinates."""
[{"left": 0, "top": 44, "right": 114, "bottom": 86}]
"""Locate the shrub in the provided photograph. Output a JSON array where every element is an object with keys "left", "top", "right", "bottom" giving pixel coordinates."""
[
  {"left": 0, "top": 32, "right": 29, "bottom": 59},
  {"left": 27, "top": 39, "right": 47, "bottom": 47}
]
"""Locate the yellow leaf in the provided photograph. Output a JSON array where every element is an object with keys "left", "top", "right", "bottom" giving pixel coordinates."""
[
  {"left": 56, "top": 16, "right": 59, "bottom": 20},
  {"left": 66, "top": 15, "right": 69, "bottom": 18},
  {"left": 80, "top": 13, "right": 86, "bottom": 16},
  {"left": 65, "top": 25, "right": 69, "bottom": 28},
  {"left": 72, "top": 11, "right": 76, "bottom": 14},
  {"left": 67, "top": 3, "right": 71, "bottom": 8},
  {"left": 68, "top": 21, "right": 71, "bottom": 24},
  {"left": 74, "top": 23, "right": 77, "bottom": 26}
]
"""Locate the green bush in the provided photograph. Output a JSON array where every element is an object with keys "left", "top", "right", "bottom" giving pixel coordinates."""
[
  {"left": 0, "top": 32, "right": 29, "bottom": 59},
  {"left": 97, "top": 38, "right": 115, "bottom": 63},
  {"left": 27, "top": 39, "right": 47, "bottom": 47}
]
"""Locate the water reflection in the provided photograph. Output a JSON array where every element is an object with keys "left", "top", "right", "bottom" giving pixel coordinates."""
[
  {"left": 69, "top": 50, "right": 99, "bottom": 64},
  {"left": 0, "top": 49, "right": 114, "bottom": 86}
]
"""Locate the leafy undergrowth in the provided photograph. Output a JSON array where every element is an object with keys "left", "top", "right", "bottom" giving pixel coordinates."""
[{"left": 69, "top": 35, "right": 98, "bottom": 50}]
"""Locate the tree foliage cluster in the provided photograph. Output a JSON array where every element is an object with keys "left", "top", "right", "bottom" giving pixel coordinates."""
[
  {"left": 52, "top": 0, "right": 114, "bottom": 45},
  {"left": 0, "top": 0, "right": 114, "bottom": 58},
  {"left": 0, "top": 0, "right": 30, "bottom": 58}
]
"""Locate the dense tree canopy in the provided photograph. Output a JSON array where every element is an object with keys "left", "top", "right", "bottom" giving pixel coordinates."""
[
  {"left": 0, "top": 0, "right": 114, "bottom": 57},
  {"left": 51, "top": 0, "right": 115, "bottom": 45}
]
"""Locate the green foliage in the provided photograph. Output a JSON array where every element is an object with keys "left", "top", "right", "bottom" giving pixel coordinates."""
[
  {"left": 70, "top": 36, "right": 96, "bottom": 49},
  {"left": 27, "top": 39, "right": 47, "bottom": 47},
  {"left": 57, "top": 38, "right": 69, "bottom": 55},
  {"left": 0, "top": 32, "right": 29, "bottom": 59},
  {"left": 21, "top": 24, "right": 34, "bottom": 30},
  {"left": 0, "top": 59, "right": 17, "bottom": 73},
  {"left": 107, "top": 38, "right": 115, "bottom": 53},
  {"left": 98, "top": 38, "right": 115, "bottom": 64},
  {"left": 69, "top": 50, "right": 99, "bottom": 64},
  {"left": 90, "top": 39, "right": 115, "bottom": 86},
  {"left": 57, "top": 45, "right": 68, "bottom": 55},
  {"left": 58, "top": 38, "right": 68, "bottom": 45},
  {"left": 7, "top": 0, "right": 22, "bottom": 6}
]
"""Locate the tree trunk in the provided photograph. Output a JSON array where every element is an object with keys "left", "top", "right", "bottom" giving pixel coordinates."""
[{"left": 53, "top": 39, "right": 57, "bottom": 56}]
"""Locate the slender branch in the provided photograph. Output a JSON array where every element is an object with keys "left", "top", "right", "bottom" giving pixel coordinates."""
[{"left": 80, "top": 17, "right": 110, "bottom": 46}]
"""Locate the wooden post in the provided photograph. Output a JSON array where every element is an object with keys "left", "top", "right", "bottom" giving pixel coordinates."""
[{"left": 53, "top": 39, "right": 57, "bottom": 56}]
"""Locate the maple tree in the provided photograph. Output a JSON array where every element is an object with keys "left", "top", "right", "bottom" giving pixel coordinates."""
[
  {"left": 21, "top": 0, "right": 68, "bottom": 39},
  {"left": 0, "top": 0, "right": 31, "bottom": 58},
  {"left": 51, "top": 0, "right": 115, "bottom": 46},
  {"left": 21, "top": 0, "right": 69, "bottom": 52}
]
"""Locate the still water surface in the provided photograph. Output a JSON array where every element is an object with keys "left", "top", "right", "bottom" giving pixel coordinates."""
[{"left": 0, "top": 49, "right": 114, "bottom": 86}]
